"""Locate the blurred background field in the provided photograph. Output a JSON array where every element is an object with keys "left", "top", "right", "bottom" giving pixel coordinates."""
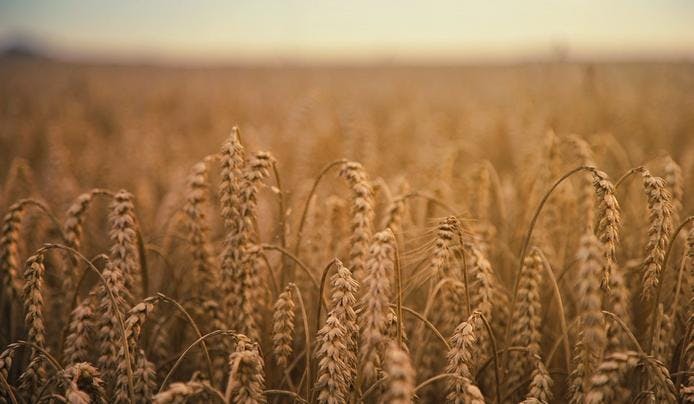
[{"left": 2, "top": 58, "right": 693, "bottom": 230}]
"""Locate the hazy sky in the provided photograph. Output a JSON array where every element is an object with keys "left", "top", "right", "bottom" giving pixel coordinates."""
[{"left": 1, "top": 0, "right": 693, "bottom": 63}]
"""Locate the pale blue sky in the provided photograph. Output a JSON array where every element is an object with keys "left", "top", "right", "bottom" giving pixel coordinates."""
[{"left": 1, "top": 0, "right": 693, "bottom": 63}]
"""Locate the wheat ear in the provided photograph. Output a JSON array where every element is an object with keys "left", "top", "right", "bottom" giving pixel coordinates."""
[
  {"left": 272, "top": 284, "right": 296, "bottom": 368},
  {"left": 505, "top": 248, "right": 543, "bottom": 399},
  {"left": 63, "top": 299, "right": 95, "bottom": 364},
  {"left": 663, "top": 155, "right": 683, "bottom": 228},
  {"left": 108, "top": 190, "right": 140, "bottom": 303},
  {"left": 382, "top": 340, "right": 416, "bottom": 404},
  {"left": 114, "top": 296, "right": 159, "bottom": 403},
  {"left": 520, "top": 354, "right": 553, "bottom": 404},
  {"left": 640, "top": 169, "right": 673, "bottom": 300},
  {"left": 222, "top": 151, "right": 273, "bottom": 329},
  {"left": 590, "top": 168, "right": 621, "bottom": 289},
  {"left": 153, "top": 380, "right": 214, "bottom": 403},
  {"left": 359, "top": 230, "right": 395, "bottom": 383},
  {"left": 225, "top": 334, "right": 266, "bottom": 404},
  {"left": 585, "top": 351, "right": 676, "bottom": 403},
  {"left": 184, "top": 161, "right": 217, "bottom": 296},
  {"left": 446, "top": 311, "right": 485, "bottom": 403},
  {"left": 61, "top": 362, "right": 107, "bottom": 404},
  {"left": 17, "top": 253, "right": 47, "bottom": 400},
  {"left": 568, "top": 232, "right": 607, "bottom": 404},
  {"left": 339, "top": 161, "right": 375, "bottom": 281}
]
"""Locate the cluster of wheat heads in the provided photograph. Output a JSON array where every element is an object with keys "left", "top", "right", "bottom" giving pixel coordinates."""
[{"left": 0, "top": 127, "right": 692, "bottom": 404}]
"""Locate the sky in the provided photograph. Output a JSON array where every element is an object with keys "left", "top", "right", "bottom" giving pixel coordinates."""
[{"left": 1, "top": 0, "right": 693, "bottom": 64}]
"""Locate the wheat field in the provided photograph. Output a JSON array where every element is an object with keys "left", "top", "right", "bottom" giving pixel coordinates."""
[{"left": 0, "top": 60, "right": 693, "bottom": 403}]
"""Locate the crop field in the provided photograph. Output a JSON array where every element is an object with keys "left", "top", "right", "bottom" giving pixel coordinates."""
[{"left": 0, "top": 59, "right": 693, "bottom": 403}]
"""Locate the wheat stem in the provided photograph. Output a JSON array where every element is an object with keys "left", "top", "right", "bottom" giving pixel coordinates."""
[
  {"left": 290, "top": 283, "right": 312, "bottom": 401},
  {"left": 158, "top": 330, "right": 237, "bottom": 394}
]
